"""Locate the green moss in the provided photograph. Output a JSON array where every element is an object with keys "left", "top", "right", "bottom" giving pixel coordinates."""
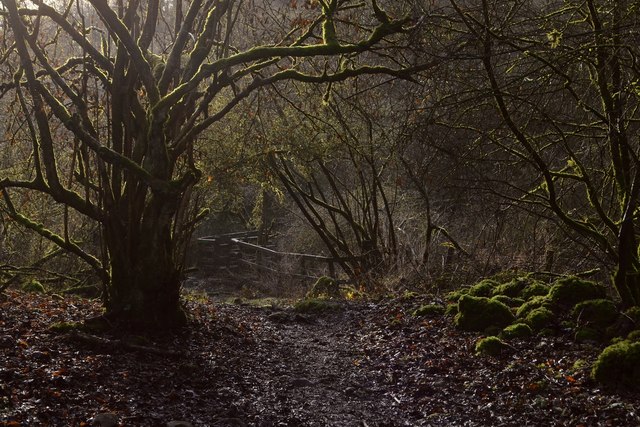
[
  {"left": 468, "top": 279, "right": 498, "bottom": 297},
  {"left": 446, "top": 289, "right": 468, "bottom": 303},
  {"left": 491, "top": 278, "right": 528, "bottom": 298},
  {"left": 592, "top": 340, "right": 640, "bottom": 390},
  {"left": 627, "top": 330, "right": 640, "bottom": 342},
  {"left": 520, "top": 282, "right": 551, "bottom": 300},
  {"left": 491, "top": 295, "right": 521, "bottom": 307},
  {"left": 475, "top": 336, "right": 509, "bottom": 356},
  {"left": 501, "top": 323, "right": 533, "bottom": 339},
  {"left": 454, "top": 295, "right": 515, "bottom": 332},
  {"left": 307, "top": 276, "right": 340, "bottom": 299},
  {"left": 575, "top": 327, "right": 602, "bottom": 342},
  {"left": 572, "top": 299, "right": 618, "bottom": 327},
  {"left": 48, "top": 321, "right": 82, "bottom": 333},
  {"left": 623, "top": 306, "right": 640, "bottom": 324},
  {"left": 548, "top": 276, "right": 606, "bottom": 306},
  {"left": 516, "top": 295, "right": 553, "bottom": 318},
  {"left": 294, "top": 298, "right": 342, "bottom": 313},
  {"left": 22, "top": 279, "right": 46, "bottom": 293},
  {"left": 445, "top": 303, "right": 458, "bottom": 316},
  {"left": 525, "top": 306, "right": 555, "bottom": 331},
  {"left": 413, "top": 304, "right": 445, "bottom": 317}
]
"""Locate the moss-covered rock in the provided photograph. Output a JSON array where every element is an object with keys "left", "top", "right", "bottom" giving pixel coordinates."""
[
  {"left": 468, "top": 279, "right": 498, "bottom": 297},
  {"left": 548, "top": 276, "right": 606, "bottom": 307},
  {"left": 572, "top": 299, "right": 618, "bottom": 327},
  {"left": 592, "top": 340, "right": 640, "bottom": 391},
  {"left": 574, "top": 327, "right": 602, "bottom": 342},
  {"left": 520, "top": 282, "right": 551, "bottom": 300},
  {"left": 446, "top": 289, "right": 468, "bottom": 303},
  {"left": 413, "top": 304, "right": 445, "bottom": 317},
  {"left": 454, "top": 295, "right": 515, "bottom": 332},
  {"left": 445, "top": 304, "right": 458, "bottom": 316},
  {"left": 22, "top": 279, "right": 46, "bottom": 293},
  {"left": 490, "top": 295, "right": 523, "bottom": 308},
  {"left": 307, "top": 276, "right": 340, "bottom": 299},
  {"left": 525, "top": 306, "right": 555, "bottom": 331},
  {"left": 627, "top": 330, "right": 640, "bottom": 342},
  {"left": 501, "top": 323, "right": 533, "bottom": 339},
  {"left": 475, "top": 336, "right": 509, "bottom": 356},
  {"left": 491, "top": 278, "right": 528, "bottom": 298},
  {"left": 294, "top": 298, "right": 342, "bottom": 313},
  {"left": 516, "top": 295, "right": 553, "bottom": 319}
]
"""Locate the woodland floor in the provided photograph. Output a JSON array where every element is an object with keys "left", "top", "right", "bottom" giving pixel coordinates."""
[{"left": 1, "top": 285, "right": 640, "bottom": 426}]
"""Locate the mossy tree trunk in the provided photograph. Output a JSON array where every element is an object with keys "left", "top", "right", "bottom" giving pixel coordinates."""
[{"left": 0, "top": 0, "right": 419, "bottom": 328}]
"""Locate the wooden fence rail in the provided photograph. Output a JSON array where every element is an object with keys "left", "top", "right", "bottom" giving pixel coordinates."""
[{"left": 196, "top": 232, "right": 353, "bottom": 281}]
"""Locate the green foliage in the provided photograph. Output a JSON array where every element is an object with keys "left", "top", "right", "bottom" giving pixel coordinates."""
[
  {"left": 294, "top": 298, "right": 342, "bottom": 313},
  {"left": 572, "top": 299, "right": 618, "bottom": 327},
  {"left": 454, "top": 295, "right": 515, "bottom": 332},
  {"left": 413, "top": 304, "right": 445, "bottom": 317},
  {"left": 468, "top": 279, "right": 498, "bottom": 297},
  {"left": 525, "top": 306, "right": 554, "bottom": 331},
  {"left": 520, "top": 282, "right": 551, "bottom": 300},
  {"left": 592, "top": 340, "right": 640, "bottom": 391},
  {"left": 475, "top": 336, "right": 509, "bottom": 356},
  {"left": 21, "top": 279, "right": 45, "bottom": 294},
  {"left": 307, "top": 276, "right": 340, "bottom": 299},
  {"left": 548, "top": 277, "right": 606, "bottom": 306},
  {"left": 501, "top": 323, "right": 533, "bottom": 339},
  {"left": 516, "top": 295, "right": 553, "bottom": 318}
]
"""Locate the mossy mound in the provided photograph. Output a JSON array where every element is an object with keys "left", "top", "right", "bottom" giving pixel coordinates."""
[
  {"left": 413, "top": 304, "right": 445, "bottom": 317},
  {"left": 520, "top": 282, "right": 550, "bottom": 300},
  {"left": 627, "top": 330, "right": 640, "bottom": 342},
  {"left": 501, "top": 323, "right": 533, "bottom": 339},
  {"left": 574, "top": 327, "right": 602, "bottom": 342},
  {"left": 307, "top": 276, "right": 340, "bottom": 299},
  {"left": 525, "top": 306, "right": 555, "bottom": 331},
  {"left": 468, "top": 279, "right": 498, "bottom": 297},
  {"left": 22, "top": 279, "right": 46, "bottom": 293},
  {"left": 572, "top": 299, "right": 618, "bottom": 328},
  {"left": 475, "top": 336, "right": 509, "bottom": 356},
  {"left": 445, "top": 304, "right": 458, "bottom": 316},
  {"left": 294, "top": 298, "right": 342, "bottom": 313},
  {"left": 446, "top": 289, "right": 468, "bottom": 303},
  {"left": 491, "top": 278, "right": 528, "bottom": 298},
  {"left": 454, "top": 295, "right": 515, "bottom": 332},
  {"left": 516, "top": 295, "right": 553, "bottom": 319},
  {"left": 592, "top": 340, "right": 640, "bottom": 391},
  {"left": 548, "top": 276, "right": 606, "bottom": 307},
  {"left": 491, "top": 295, "right": 524, "bottom": 308}
]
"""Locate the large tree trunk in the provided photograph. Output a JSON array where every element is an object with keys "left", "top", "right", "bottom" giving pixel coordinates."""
[{"left": 104, "top": 194, "right": 186, "bottom": 329}]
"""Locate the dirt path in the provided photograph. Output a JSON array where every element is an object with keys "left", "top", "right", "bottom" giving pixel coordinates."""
[{"left": 2, "top": 291, "right": 639, "bottom": 426}]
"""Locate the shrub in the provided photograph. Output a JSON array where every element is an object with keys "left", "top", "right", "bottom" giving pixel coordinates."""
[
  {"left": 548, "top": 276, "right": 606, "bottom": 307},
  {"left": 592, "top": 340, "right": 640, "bottom": 391},
  {"left": 454, "top": 295, "right": 515, "bottom": 332},
  {"left": 475, "top": 336, "right": 509, "bottom": 356}
]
